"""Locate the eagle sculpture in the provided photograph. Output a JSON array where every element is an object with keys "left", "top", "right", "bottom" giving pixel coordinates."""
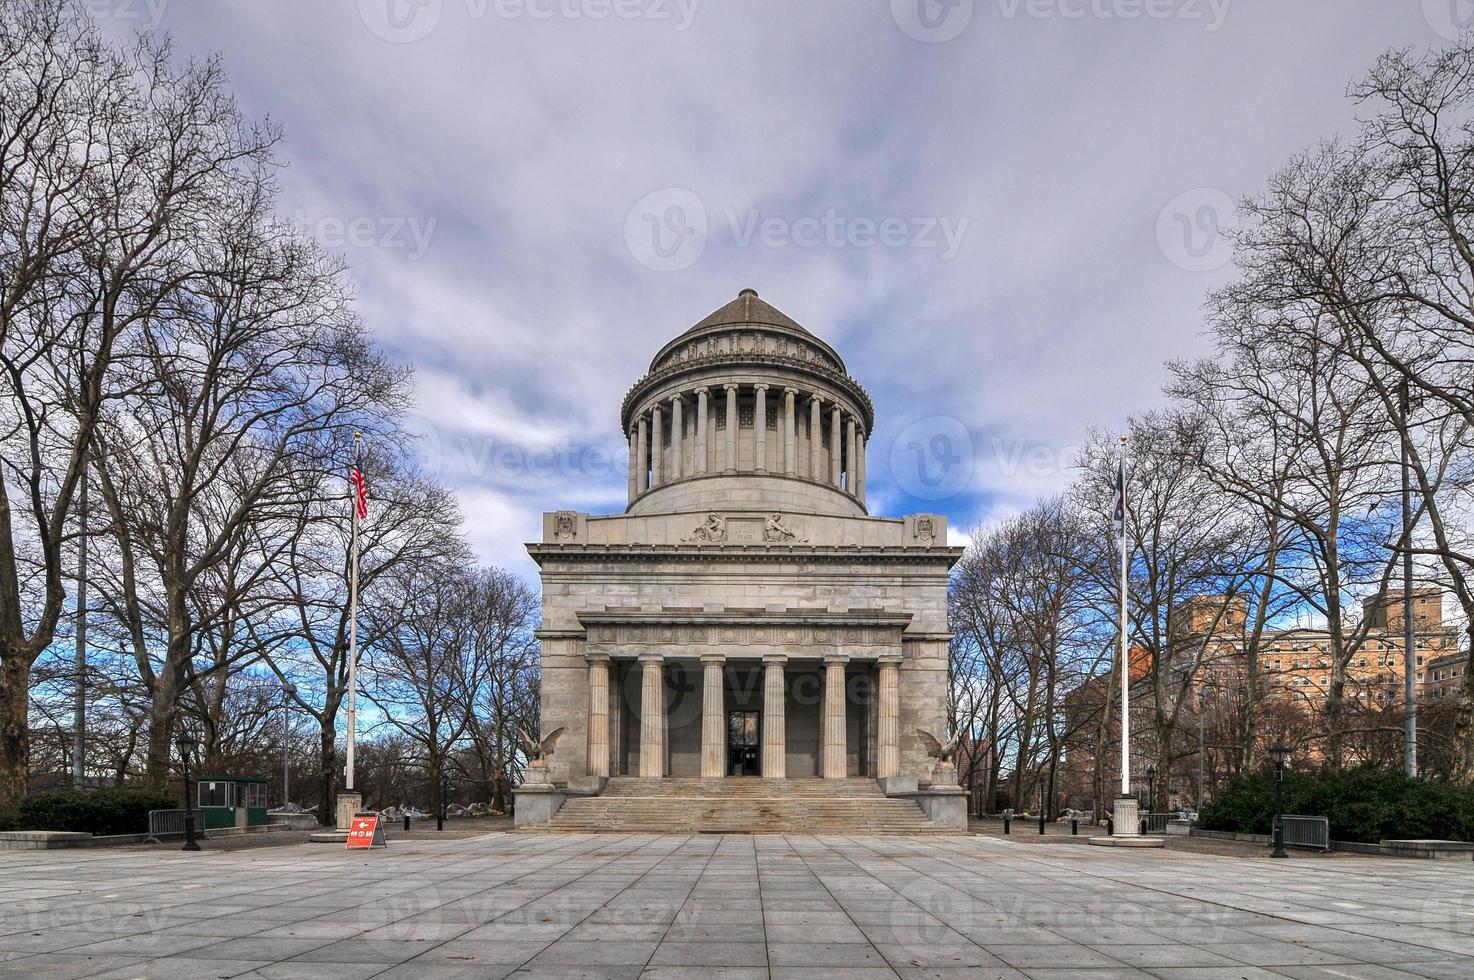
[
  {"left": 518, "top": 726, "right": 566, "bottom": 763},
  {"left": 914, "top": 728, "right": 961, "bottom": 765}
]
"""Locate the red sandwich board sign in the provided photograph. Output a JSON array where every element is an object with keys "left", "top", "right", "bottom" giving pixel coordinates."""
[{"left": 346, "top": 812, "right": 386, "bottom": 849}]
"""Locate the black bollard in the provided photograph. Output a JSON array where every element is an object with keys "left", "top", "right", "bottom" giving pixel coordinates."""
[
  {"left": 1107, "top": 816, "right": 1114, "bottom": 836},
  {"left": 1071, "top": 818, "right": 1078, "bottom": 836},
  {"left": 1039, "top": 812, "right": 1046, "bottom": 835},
  {"left": 403, "top": 814, "right": 410, "bottom": 832},
  {"left": 1003, "top": 814, "right": 1011, "bottom": 835}
]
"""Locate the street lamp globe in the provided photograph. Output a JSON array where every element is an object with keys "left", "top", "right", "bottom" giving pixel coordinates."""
[
  {"left": 1267, "top": 742, "right": 1291, "bottom": 769},
  {"left": 175, "top": 732, "right": 197, "bottom": 760}
]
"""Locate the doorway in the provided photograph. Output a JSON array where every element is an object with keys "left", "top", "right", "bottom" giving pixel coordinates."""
[{"left": 727, "top": 711, "right": 760, "bottom": 776}]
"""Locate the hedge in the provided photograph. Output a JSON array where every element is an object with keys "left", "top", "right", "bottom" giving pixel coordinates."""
[
  {"left": 11, "top": 788, "right": 180, "bottom": 837},
  {"left": 1199, "top": 766, "right": 1474, "bottom": 844}
]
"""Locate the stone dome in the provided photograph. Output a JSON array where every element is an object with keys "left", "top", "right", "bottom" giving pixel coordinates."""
[{"left": 620, "top": 290, "right": 874, "bottom": 518}]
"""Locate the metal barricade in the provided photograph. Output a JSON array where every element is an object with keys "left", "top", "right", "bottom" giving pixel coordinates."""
[
  {"left": 1280, "top": 815, "right": 1330, "bottom": 852},
  {"left": 1140, "top": 812, "right": 1172, "bottom": 834},
  {"left": 145, "top": 809, "right": 205, "bottom": 843}
]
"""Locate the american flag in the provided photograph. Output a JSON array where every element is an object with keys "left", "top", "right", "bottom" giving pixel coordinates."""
[
  {"left": 1111, "top": 457, "right": 1125, "bottom": 534},
  {"left": 350, "top": 451, "right": 369, "bottom": 521}
]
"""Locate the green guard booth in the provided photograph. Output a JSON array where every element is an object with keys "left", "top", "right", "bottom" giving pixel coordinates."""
[{"left": 196, "top": 775, "right": 271, "bottom": 830}]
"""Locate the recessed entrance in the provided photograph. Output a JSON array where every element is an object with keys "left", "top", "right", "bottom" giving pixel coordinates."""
[{"left": 727, "top": 710, "right": 760, "bottom": 776}]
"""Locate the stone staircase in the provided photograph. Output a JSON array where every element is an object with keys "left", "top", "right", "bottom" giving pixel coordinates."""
[{"left": 533, "top": 777, "right": 948, "bottom": 834}]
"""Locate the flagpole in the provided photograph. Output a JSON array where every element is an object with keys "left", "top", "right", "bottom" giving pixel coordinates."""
[
  {"left": 346, "top": 433, "right": 361, "bottom": 793},
  {"left": 1118, "top": 434, "right": 1130, "bottom": 798}
]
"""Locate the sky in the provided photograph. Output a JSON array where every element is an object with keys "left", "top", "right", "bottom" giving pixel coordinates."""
[{"left": 93, "top": 0, "right": 1470, "bottom": 579}]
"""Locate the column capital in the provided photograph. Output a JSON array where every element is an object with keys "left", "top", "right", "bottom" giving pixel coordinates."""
[
  {"left": 637, "top": 653, "right": 665, "bottom": 665},
  {"left": 694, "top": 385, "right": 710, "bottom": 396},
  {"left": 723, "top": 382, "right": 740, "bottom": 392},
  {"left": 700, "top": 653, "right": 726, "bottom": 665},
  {"left": 810, "top": 392, "right": 825, "bottom": 405},
  {"left": 824, "top": 654, "right": 851, "bottom": 667},
  {"left": 783, "top": 386, "right": 798, "bottom": 398},
  {"left": 762, "top": 654, "right": 789, "bottom": 666},
  {"left": 877, "top": 654, "right": 903, "bottom": 667},
  {"left": 584, "top": 652, "right": 611, "bottom": 664},
  {"left": 669, "top": 392, "right": 683, "bottom": 405},
  {"left": 753, "top": 382, "right": 769, "bottom": 392}
]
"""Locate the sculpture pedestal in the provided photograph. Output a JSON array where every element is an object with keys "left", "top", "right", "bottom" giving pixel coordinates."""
[
  {"left": 513, "top": 781, "right": 566, "bottom": 828},
  {"left": 308, "top": 789, "right": 363, "bottom": 843}
]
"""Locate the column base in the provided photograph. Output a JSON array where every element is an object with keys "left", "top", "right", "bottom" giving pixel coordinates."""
[{"left": 1087, "top": 795, "right": 1166, "bottom": 847}]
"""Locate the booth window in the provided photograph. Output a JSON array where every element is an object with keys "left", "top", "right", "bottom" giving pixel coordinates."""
[{"left": 198, "top": 781, "right": 228, "bottom": 807}]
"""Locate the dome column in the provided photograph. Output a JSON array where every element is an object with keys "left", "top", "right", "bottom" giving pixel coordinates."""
[
  {"left": 846, "top": 417, "right": 858, "bottom": 495},
  {"left": 809, "top": 395, "right": 824, "bottom": 481},
  {"left": 783, "top": 388, "right": 797, "bottom": 476},
  {"left": 830, "top": 404, "right": 843, "bottom": 488},
  {"left": 626, "top": 427, "right": 638, "bottom": 501},
  {"left": 669, "top": 394, "right": 683, "bottom": 482},
  {"left": 856, "top": 427, "right": 867, "bottom": 506},
  {"left": 650, "top": 403, "right": 664, "bottom": 488},
  {"left": 695, "top": 387, "right": 709, "bottom": 475},
  {"left": 723, "top": 384, "right": 738, "bottom": 474},
  {"left": 636, "top": 417, "right": 649, "bottom": 493},
  {"left": 753, "top": 384, "right": 768, "bottom": 473}
]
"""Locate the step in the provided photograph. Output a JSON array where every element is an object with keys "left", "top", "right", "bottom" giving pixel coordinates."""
[{"left": 530, "top": 778, "right": 946, "bottom": 835}]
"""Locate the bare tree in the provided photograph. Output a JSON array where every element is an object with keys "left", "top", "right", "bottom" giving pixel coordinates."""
[{"left": 0, "top": 1, "right": 280, "bottom": 805}]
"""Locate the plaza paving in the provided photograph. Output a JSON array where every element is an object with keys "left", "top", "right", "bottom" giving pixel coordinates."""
[{"left": 0, "top": 833, "right": 1472, "bottom": 979}]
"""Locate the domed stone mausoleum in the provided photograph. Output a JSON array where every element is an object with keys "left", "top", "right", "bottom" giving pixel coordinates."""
[{"left": 517, "top": 290, "right": 966, "bottom": 832}]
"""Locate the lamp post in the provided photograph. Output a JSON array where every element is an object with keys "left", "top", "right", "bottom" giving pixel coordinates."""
[
  {"left": 280, "top": 682, "right": 296, "bottom": 808},
  {"left": 1268, "top": 741, "right": 1290, "bottom": 859},
  {"left": 176, "top": 732, "right": 200, "bottom": 852}
]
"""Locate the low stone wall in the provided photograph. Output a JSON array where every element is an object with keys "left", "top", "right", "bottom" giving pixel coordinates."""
[
  {"left": 1190, "top": 827, "right": 1473, "bottom": 860},
  {"left": 0, "top": 822, "right": 302, "bottom": 851}
]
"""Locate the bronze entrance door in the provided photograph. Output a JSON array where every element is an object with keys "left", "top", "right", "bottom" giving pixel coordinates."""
[{"left": 727, "top": 711, "right": 760, "bottom": 776}]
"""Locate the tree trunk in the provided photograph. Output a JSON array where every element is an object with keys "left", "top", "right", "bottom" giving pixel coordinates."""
[
  {"left": 319, "top": 726, "right": 337, "bottom": 826},
  {"left": 0, "top": 657, "right": 31, "bottom": 808}
]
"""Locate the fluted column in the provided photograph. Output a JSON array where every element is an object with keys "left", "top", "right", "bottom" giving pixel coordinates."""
[
  {"left": 762, "top": 655, "right": 787, "bottom": 779},
  {"left": 856, "top": 429, "right": 867, "bottom": 506},
  {"left": 636, "top": 417, "right": 649, "bottom": 493},
  {"left": 822, "top": 655, "right": 849, "bottom": 779},
  {"left": 669, "top": 394, "right": 684, "bottom": 482},
  {"left": 846, "top": 418, "right": 858, "bottom": 495},
  {"left": 701, "top": 654, "right": 725, "bottom": 778},
  {"left": 877, "top": 656, "right": 900, "bottom": 779},
  {"left": 753, "top": 384, "right": 768, "bottom": 473},
  {"left": 587, "top": 655, "right": 610, "bottom": 779},
  {"left": 724, "top": 384, "right": 738, "bottom": 473},
  {"left": 626, "top": 429, "right": 638, "bottom": 502},
  {"left": 830, "top": 405, "right": 843, "bottom": 487},
  {"left": 695, "top": 387, "right": 709, "bottom": 474},
  {"left": 650, "top": 404, "right": 664, "bottom": 488},
  {"left": 809, "top": 395, "right": 823, "bottom": 480},
  {"left": 783, "top": 389, "right": 797, "bottom": 476},
  {"left": 639, "top": 654, "right": 665, "bottom": 778},
  {"left": 608, "top": 665, "right": 623, "bottom": 775}
]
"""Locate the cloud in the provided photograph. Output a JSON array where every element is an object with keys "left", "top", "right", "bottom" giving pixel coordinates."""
[{"left": 123, "top": 0, "right": 1448, "bottom": 574}]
